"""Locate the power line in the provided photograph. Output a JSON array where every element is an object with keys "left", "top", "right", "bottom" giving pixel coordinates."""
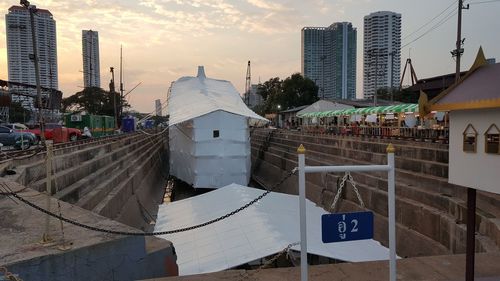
[
  {"left": 402, "top": 0, "right": 457, "bottom": 41},
  {"left": 402, "top": 8, "right": 457, "bottom": 49},
  {"left": 468, "top": 0, "right": 500, "bottom": 4}
]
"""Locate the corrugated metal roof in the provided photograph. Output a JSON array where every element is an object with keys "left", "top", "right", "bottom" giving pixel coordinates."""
[{"left": 154, "top": 184, "right": 391, "bottom": 276}]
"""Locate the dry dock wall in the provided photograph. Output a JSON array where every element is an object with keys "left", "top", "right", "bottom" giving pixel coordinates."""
[{"left": 251, "top": 129, "right": 500, "bottom": 258}]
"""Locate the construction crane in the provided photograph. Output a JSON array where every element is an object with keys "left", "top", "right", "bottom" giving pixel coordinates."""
[
  {"left": 400, "top": 58, "right": 418, "bottom": 90},
  {"left": 244, "top": 61, "right": 251, "bottom": 106}
]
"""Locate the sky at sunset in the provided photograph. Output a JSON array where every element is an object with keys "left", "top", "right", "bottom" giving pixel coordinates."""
[{"left": 0, "top": 0, "right": 498, "bottom": 113}]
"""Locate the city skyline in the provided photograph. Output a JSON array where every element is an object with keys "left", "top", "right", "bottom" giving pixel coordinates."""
[{"left": 0, "top": 0, "right": 499, "bottom": 113}]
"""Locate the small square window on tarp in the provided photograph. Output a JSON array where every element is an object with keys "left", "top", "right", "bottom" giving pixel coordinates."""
[{"left": 213, "top": 130, "right": 220, "bottom": 138}]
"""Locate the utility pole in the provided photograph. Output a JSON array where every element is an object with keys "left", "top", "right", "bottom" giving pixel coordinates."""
[
  {"left": 453, "top": 0, "right": 469, "bottom": 82},
  {"left": 21, "top": 0, "right": 45, "bottom": 146},
  {"left": 454, "top": 2, "right": 473, "bottom": 280},
  {"left": 119, "top": 45, "right": 124, "bottom": 124},
  {"left": 320, "top": 55, "right": 326, "bottom": 99},
  {"left": 109, "top": 67, "right": 117, "bottom": 128},
  {"left": 245, "top": 61, "right": 251, "bottom": 106}
]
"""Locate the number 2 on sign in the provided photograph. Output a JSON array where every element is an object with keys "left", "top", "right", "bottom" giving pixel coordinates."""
[{"left": 337, "top": 214, "right": 359, "bottom": 240}]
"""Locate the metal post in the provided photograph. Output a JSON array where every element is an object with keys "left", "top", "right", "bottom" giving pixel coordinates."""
[
  {"left": 297, "top": 144, "right": 308, "bottom": 281},
  {"left": 387, "top": 144, "right": 396, "bottom": 281},
  {"left": 455, "top": 0, "right": 463, "bottom": 82},
  {"left": 466, "top": 187, "right": 476, "bottom": 281},
  {"left": 42, "top": 143, "right": 53, "bottom": 243},
  {"left": 23, "top": 1, "right": 46, "bottom": 146}
]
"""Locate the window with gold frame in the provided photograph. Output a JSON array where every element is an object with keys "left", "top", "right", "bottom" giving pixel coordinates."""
[
  {"left": 484, "top": 124, "right": 500, "bottom": 154},
  {"left": 463, "top": 124, "right": 478, "bottom": 153}
]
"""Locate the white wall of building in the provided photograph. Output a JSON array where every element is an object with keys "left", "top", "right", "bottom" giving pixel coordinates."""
[{"left": 449, "top": 108, "right": 500, "bottom": 194}]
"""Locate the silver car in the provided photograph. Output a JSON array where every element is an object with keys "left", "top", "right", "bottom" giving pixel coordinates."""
[{"left": 0, "top": 126, "right": 37, "bottom": 149}]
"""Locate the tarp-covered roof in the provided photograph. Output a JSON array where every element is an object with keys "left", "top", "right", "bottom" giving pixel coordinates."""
[
  {"left": 298, "top": 103, "right": 418, "bottom": 118},
  {"left": 168, "top": 66, "right": 268, "bottom": 126},
  {"left": 154, "top": 184, "right": 391, "bottom": 276},
  {"left": 297, "top": 100, "right": 353, "bottom": 116}
]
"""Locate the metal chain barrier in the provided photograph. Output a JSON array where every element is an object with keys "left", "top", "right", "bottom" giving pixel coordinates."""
[
  {"left": 0, "top": 266, "right": 22, "bottom": 281},
  {"left": 2, "top": 169, "right": 297, "bottom": 236},
  {"left": 238, "top": 241, "right": 300, "bottom": 281},
  {"left": 330, "top": 171, "right": 365, "bottom": 211}
]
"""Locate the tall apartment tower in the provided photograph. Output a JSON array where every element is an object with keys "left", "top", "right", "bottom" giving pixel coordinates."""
[
  {"left": 363, "top": 11, "right": 401, "bottom": 99},
  {"left": 6, "top": 6, "right": 58, "bottom": 109},
  {"left": 155, "top": 99, "right": 162, "bottom": 116},
  {"left": 82, "top": 30, "right": 100, "bottom": 88},
  {"left": 301, "top": 22, "right": 356, "bottom": 100}
]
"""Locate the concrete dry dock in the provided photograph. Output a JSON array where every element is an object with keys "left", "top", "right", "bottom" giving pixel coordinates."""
[{"left": 144, "top": 252, "right": 500, "bottom": 281}]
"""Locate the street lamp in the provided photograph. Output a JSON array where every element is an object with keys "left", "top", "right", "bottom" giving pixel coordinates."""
[{"left": 276, "top": 104, "right": 281, "bottom": 128}]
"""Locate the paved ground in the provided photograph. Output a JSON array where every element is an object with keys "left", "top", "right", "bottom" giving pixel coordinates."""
[{"left": 143, "top": 252, "right": 500, "bottom": 281}]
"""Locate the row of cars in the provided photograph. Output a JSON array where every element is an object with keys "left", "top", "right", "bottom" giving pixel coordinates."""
[{"left": 0, "top": 123, "right": 82, "bottom": 150}]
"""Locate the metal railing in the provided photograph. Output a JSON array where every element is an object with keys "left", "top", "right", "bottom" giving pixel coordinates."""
[{"left": 301, "top": 125, "right": 449, "bottom": 143}]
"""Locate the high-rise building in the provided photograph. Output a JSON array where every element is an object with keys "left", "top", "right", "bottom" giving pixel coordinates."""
[
  {"left": 155, "top": 99, "right": 162, "bottom": 116},
  {"left": 301, "top": 22, "right": 357, "bottom": 100},
  {"left": 82, "top": 30, "right": 100, "bottom": 88},
  {"left": 363, "top": 11, "right": 401, "bottom": 100},
  {"left": 6, "top": 5, "right": 58, "bottom": 109}
]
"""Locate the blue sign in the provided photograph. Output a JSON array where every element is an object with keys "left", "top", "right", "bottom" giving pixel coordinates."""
[{"left": 322, "top": 211, "right": 374, "bottom": 243}]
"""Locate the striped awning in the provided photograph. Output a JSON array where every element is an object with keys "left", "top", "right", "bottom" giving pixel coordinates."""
[{"left": 298, "top": 104, "right": 419, "bottom": 118}]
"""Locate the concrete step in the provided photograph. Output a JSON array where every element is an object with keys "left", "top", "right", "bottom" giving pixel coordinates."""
[
  {"left": 76, "top": 135, "right": 163, "bottom": 212},
  {"left": 92, "top": 142, "right": 163, "bottom": 219},
  {"left": 28, "top": 134, "right": 151, "bottom": 193},
  {"left": 18, "top": 134, "right": 143, "bottom": 188},
  {"left": 54, "top": 135, "right": 154, "bottom": 203}
]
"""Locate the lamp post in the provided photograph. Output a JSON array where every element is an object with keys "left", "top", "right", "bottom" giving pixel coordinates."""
[{"left": 276, "top": 104, "right": 281, "bottom": 128}]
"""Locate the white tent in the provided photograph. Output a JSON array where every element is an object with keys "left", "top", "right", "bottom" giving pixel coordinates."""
[
  {"left": 168, "top": 67, "right": 267, "bottom": 189},
  {"left": 155, "top": 184, "right": 392, "bottom": 276},
  {"left": 297, "top": 100, "right": 354, "bottom": 116}
]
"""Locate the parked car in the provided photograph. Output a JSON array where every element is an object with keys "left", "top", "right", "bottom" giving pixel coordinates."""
[
  {"left": 27, "top": 123, "right": 82, "bottom": 142},
  {"left": 0, "top": 126, "right": 37, "bottom": 149},
  {"left": 3, "top": 123, "right": 29, "bottom": 131}
]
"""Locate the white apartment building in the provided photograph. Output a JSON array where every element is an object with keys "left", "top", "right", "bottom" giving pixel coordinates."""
[
  {"left": 363, "top": 11, "right": 401, "bottom": 100},
  {"left": 82, "top": 30, "right": 100, "bottom": 88},
  {"left": 6, "top": 5, "right": 58, "bottom": 109}
]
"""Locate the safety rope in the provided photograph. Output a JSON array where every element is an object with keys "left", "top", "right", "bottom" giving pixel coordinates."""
[{"left": 2, "top": 169, "right": 297, "bottom": 236}]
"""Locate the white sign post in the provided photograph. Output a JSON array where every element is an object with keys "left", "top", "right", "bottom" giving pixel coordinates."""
[{"left": 297, "top": 144, "right": 396, "bottom": 281}]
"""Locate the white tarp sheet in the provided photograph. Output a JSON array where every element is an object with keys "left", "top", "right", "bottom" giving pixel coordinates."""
[
  {"left": 155, "top": 184, "right": 391, "bottom": 276},
  {"left": 168, "top": 66, "right": 268, "bottom": 127}
]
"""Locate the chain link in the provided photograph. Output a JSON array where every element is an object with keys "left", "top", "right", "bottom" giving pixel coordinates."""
[
  {"left": 238, "top": 241, "right": 300, "bottom": 281},
  {"left": 4, "top": 169, "right": 297, "bottom": 236},
  {"left": 330, "top": 171, "right": 365, "bottom": 211}
]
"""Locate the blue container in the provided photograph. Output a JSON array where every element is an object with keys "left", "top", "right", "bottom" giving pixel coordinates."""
[
  {"left": 144, "top": 120, "right": 155, "bottom": 129},
  {"left": 122, "top": 117, "right": 135, "bottom": 133}
]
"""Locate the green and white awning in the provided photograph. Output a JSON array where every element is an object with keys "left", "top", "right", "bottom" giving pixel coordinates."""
[{"left": 298, "top": 104, "right": 419, "bottom": 118}]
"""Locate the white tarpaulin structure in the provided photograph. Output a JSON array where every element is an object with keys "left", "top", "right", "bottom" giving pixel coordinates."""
[
  {"left": 168, "top": 67, "right": 268, "bottom": 188},
  {"left": 154, "top": 184, "right": 392, "bottom": 276}
]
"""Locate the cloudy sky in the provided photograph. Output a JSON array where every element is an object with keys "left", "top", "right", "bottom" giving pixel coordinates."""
[{"left": 0, "top": 0, "right": 498, "bottom": 113}]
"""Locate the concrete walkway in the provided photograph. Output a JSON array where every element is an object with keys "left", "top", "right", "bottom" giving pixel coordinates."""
[{"left": 144, "top": 252, "right": 500, "bottom": 281}]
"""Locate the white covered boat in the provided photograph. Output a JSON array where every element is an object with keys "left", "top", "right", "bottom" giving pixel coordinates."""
[{"left": 168, "top": 66, "right": 267, "bottom": 189}]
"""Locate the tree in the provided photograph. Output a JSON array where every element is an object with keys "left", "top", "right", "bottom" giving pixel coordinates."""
[
  {"left": 256, "top": 73, "right": 319, "bottom": 114},
  {"left": 62, "top": 87, "right": 129, "bottom": 116},
  {"left": 9, "top": 102, "right": 31, "bottom": 123}
]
